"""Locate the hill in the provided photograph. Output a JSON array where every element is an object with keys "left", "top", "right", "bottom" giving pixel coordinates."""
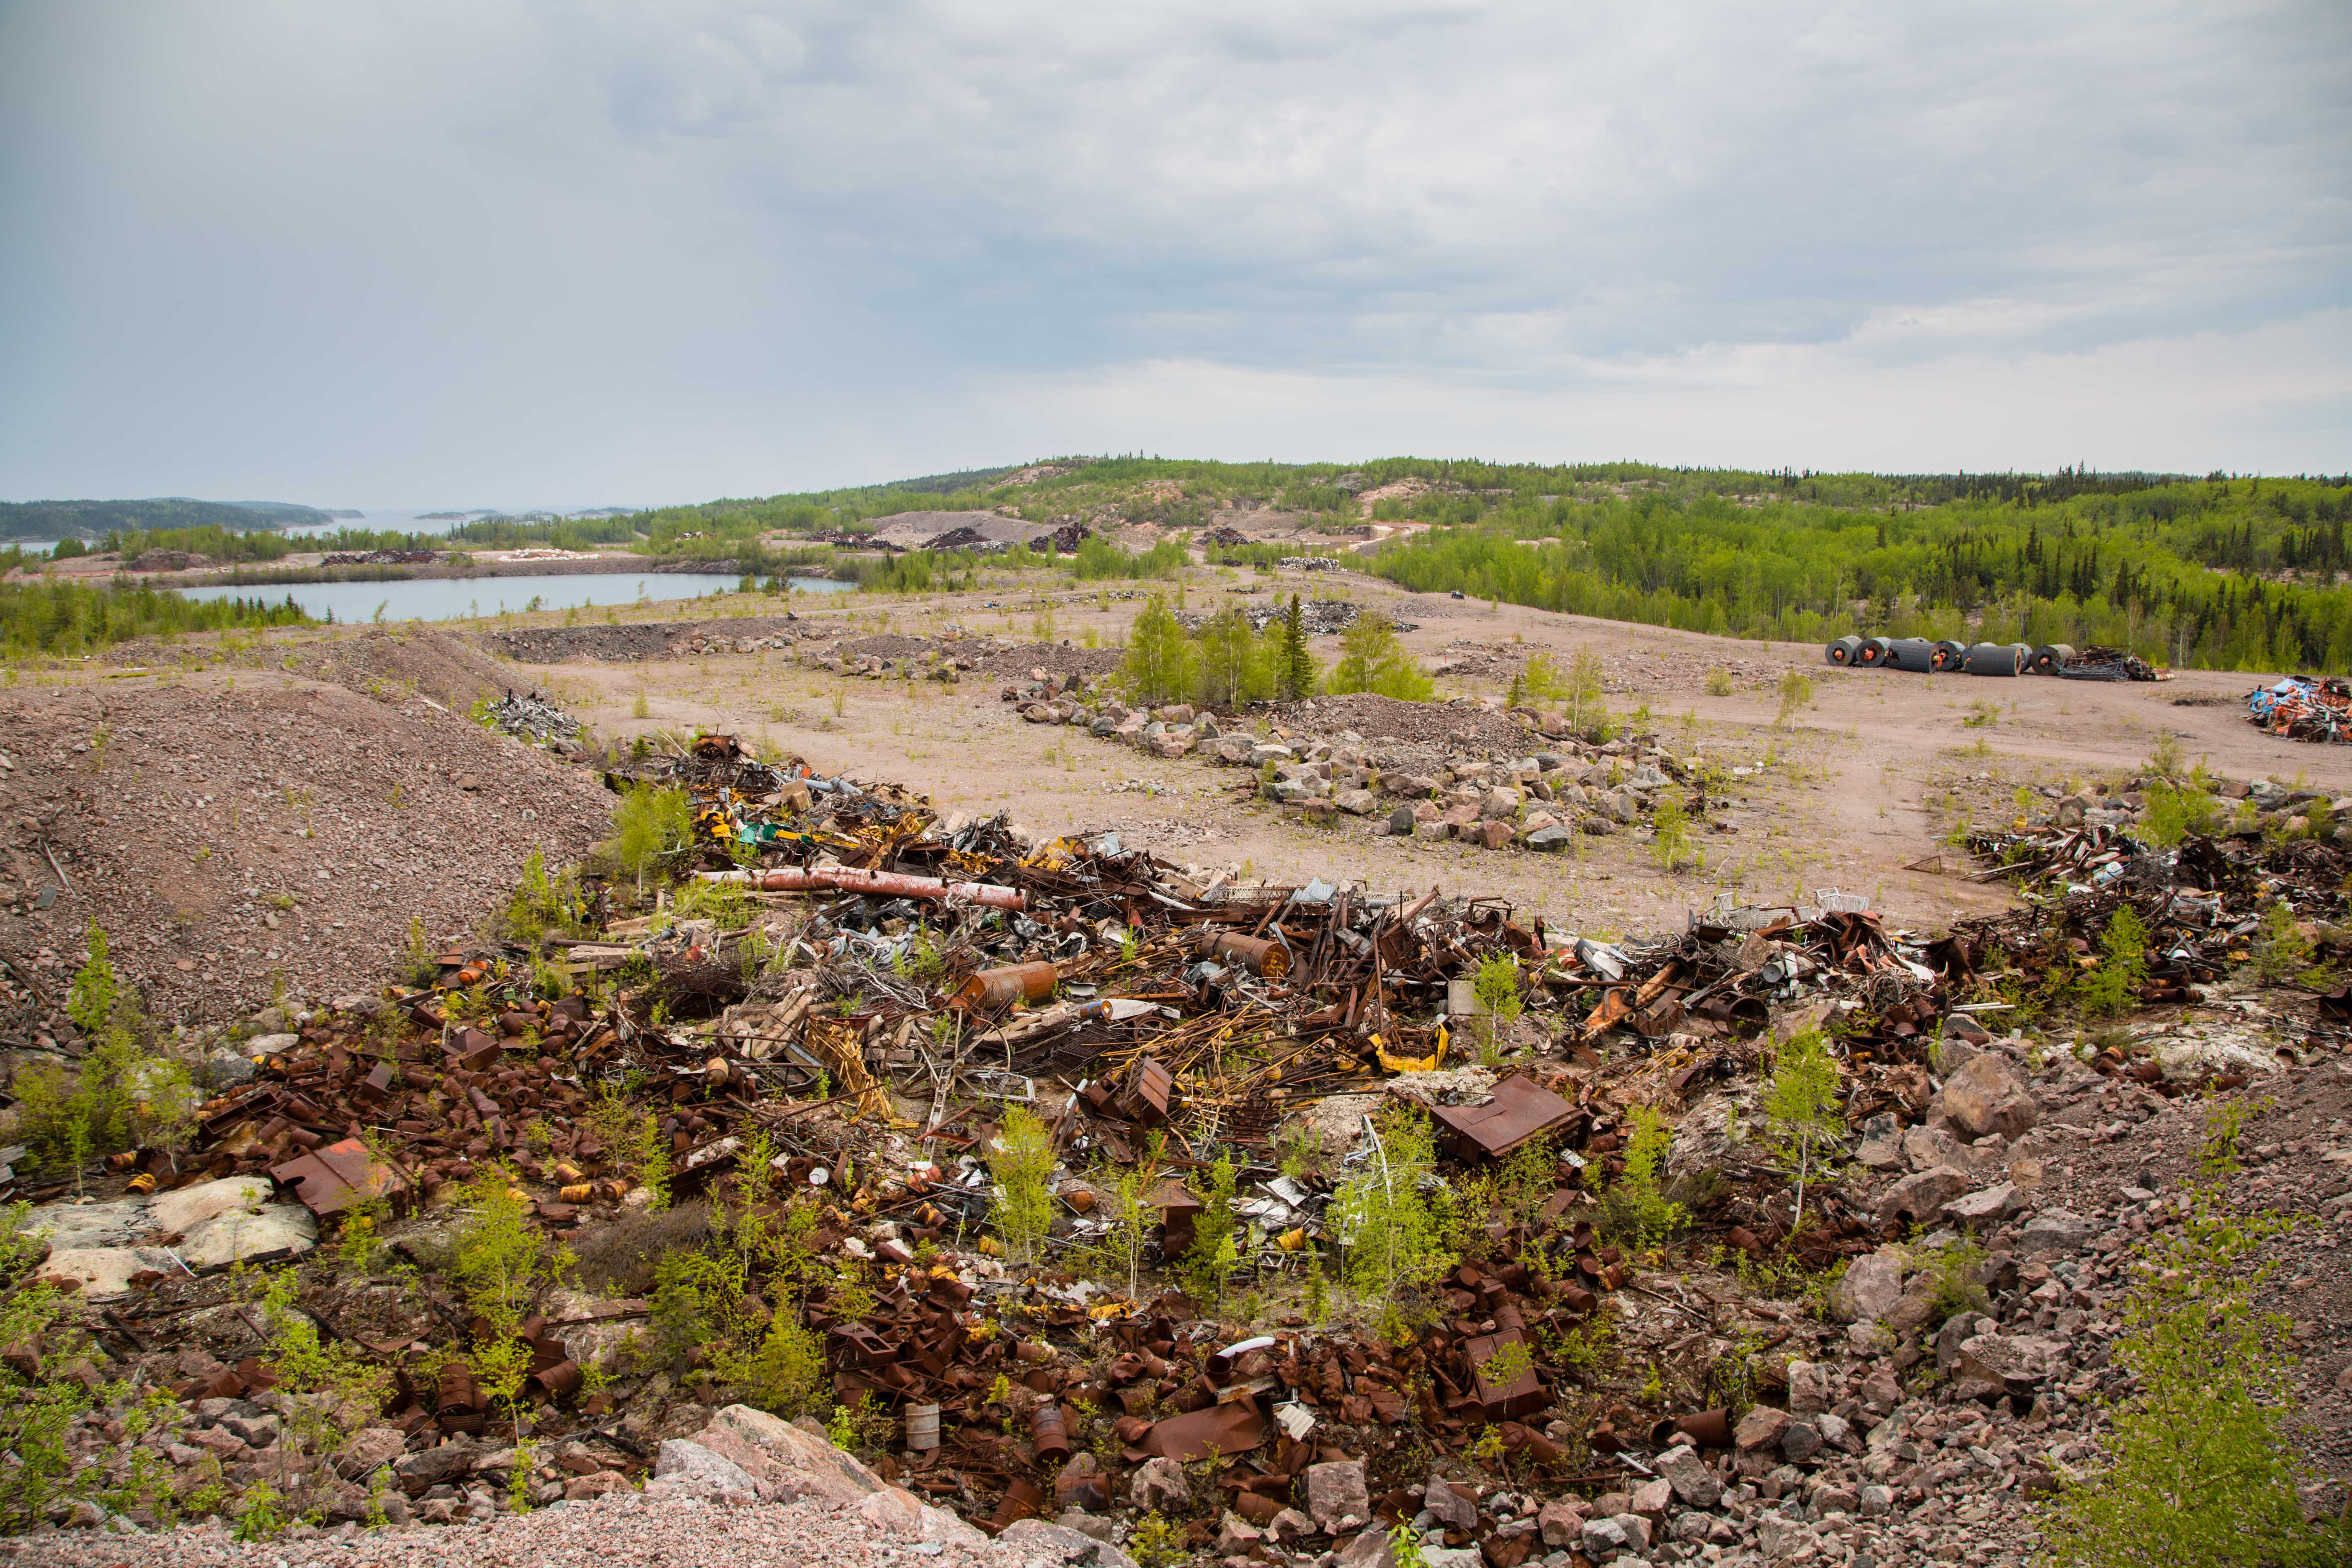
[{"left": 0, "top": 497, "right": 333, "bottom": 541}]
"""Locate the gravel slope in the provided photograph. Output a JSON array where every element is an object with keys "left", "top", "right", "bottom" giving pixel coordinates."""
[{"left": 11, "top": 1492, "right": 993, "bottom": 1568}]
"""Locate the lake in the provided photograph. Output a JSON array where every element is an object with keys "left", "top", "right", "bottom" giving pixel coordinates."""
[{"left": 176, "top": 572, "right": 853, "bottom": 623}]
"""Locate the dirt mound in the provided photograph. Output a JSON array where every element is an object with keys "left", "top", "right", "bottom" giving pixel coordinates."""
[
  {"left": 0, "top": 671, "right": 616, "bottom": 1024},
  {"left": 105, "top": 624, "right": 521, "bottom": 715},
  {"left": 1265, "top": 691, "right": 1526, "bottom": 751}
]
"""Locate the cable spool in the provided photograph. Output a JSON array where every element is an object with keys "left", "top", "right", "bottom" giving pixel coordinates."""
[
  {"left": 1963, "top": 641, "right": 2025, "bottom": 676},
  {"left": 1882, "top": 637, "right": 1936, "bottom": 672},
  {"left": 1825, "top": 635, "right": 1863, "bottom": 667},
  {"left": 2029, "top": 643, "right": 2076, "bottom": 676},
  {"left": 1929, "top": 639, "right": 1969, "bottom": 672},
  {"left": 1855, "top": 637, "right": 1890, "bottom": 667}
]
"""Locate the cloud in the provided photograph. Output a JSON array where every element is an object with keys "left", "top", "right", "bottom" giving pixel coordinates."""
[{"left": 0, "top": 0, "right": 2344, "bottom": 501}]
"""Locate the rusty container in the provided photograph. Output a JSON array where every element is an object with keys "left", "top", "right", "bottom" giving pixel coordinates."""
[
  {"left": 1195, "top": 930, "right": 1289, "bottom": 978},
  {"left": 904, "top": 1402, "right": 941, "bottom": 1452},
  {"left": 1030, "top": 1403, "right": 1070, "bottom": 1460},
  {"left": 951, "top": 961, "right": 1058, "bottom": 1014}
]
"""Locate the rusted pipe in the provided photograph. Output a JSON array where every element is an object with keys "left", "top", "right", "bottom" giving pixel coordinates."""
[
  {"left": 1192, "top": 929, "right": 1290, "bottom": 978},
  {"left": 698, "top": 866, "right": 1025, "bottom": 910},
  {"left": 951, "top": 960, "right": 1059, "bottom": 1013}
]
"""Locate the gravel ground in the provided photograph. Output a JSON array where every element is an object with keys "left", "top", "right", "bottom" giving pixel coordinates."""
[
  {"left": 11, "top": 1493, "right": 991, "bottom": 1568},
  {"left": 1263, "top": 691, "right": 1526, "bottom": 752},
  {"left": 0, "top": 666, "right": 616, "bottom": 1022}
]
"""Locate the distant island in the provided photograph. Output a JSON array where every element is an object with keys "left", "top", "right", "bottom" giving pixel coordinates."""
[{"left": 0, "top": 497, "right": 334, "bottom": 542}]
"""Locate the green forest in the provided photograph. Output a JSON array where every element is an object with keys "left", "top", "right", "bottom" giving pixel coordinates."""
[
  {"left": 0, "top": 575, "right": 314, "bottom": 656},
  {"left": 615, "top": 454, "right": 2352, "bottom": 673},
  {"left": 13, "top": 457, "right": 2352, "bottom": 673}
]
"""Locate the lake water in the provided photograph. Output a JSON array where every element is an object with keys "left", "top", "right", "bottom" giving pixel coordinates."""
[{"left": 176, "top": 572, "right": 852, "bottom": 623}]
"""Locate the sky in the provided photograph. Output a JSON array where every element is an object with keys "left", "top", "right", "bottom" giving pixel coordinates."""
[{"left": 1, "top": 0, "right": 2346, "bottom": 508}]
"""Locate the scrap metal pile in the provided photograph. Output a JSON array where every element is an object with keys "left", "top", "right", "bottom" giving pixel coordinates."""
[
  {"left": 481, "top": 688, "right": 586, "bottom": 746},
  {"left": 18, "top": 738, "right": 2342, "bottom": 1546},
  {"left": 2248, "top": 674, "right": 2352, "bottom": 744}
]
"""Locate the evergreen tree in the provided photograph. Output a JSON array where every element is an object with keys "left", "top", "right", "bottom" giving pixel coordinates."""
[{"left": 1271, "top": 594, "right": 1319, "bottom": 699}]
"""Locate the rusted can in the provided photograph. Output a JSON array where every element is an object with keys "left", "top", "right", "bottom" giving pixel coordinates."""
[
  {"left": 1030, "top": 1403, "right": 1070, "bottom": 1459},
  {"left": 951, "top": 961, "right": 1058, "bottom": 1013},
  {"left": 1194, "top": 931, "right": 1289, "bottom": 978},
  {"left": 530, "top": 1360, "right": 583, "bottom": 1399},
  {"left": 904, "top": 1402, "right": 941, "bottom": 1452}
]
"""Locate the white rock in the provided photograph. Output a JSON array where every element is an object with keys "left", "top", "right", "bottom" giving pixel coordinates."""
[
  {"left": 176, "top": 1204, "right": 317, "bottom": 1267},
  {"left": 149, "top": 1176, "right": 274, "bottom": 1237}
]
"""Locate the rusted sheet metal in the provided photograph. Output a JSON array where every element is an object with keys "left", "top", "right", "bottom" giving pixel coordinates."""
[
  {"left": 1123, "top": 1396, "right": 1267, "bottom": 1463},
  {"left": 269, "top": 1137, "right": 411, "bottom": 1220},
  {"left": 1466, "top": 1330, "right": 1546, "bottom": 1420},
  {"left": 699, "top": 865, "right": 1025, "bottom": 910},
  {"left": 1427, "top": 1073, "right": 1575, "bottom": 1160}
]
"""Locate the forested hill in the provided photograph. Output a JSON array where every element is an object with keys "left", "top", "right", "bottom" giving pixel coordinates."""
[
  {"left": 0, "top": 497, "right": 331, "bottom": 541},
  {"left": 614, "top": 457, "right": 2352, "bottom": 673}
]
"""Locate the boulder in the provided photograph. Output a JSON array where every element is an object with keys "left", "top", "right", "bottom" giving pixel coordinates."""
[
  {"left": 1938, "top": 1054, "right": 2039, "bottom": 1140},
  {"left": 1949, "top": 1333, "right": 2063, "bottom": 1402},
  {"left": 2018, "top": 1208, "right": 2096, "bottom": 1255},
  {"left": 1831, "top": 1246, "right": 1906, "bottom": 1323},
  {"left": 333, "top": 1426, "right": 409, "bottom": 1481},
  {"left": 1878, "top": 1165, "right": 1971, "bottom": 1225},
  {"left": 1334, "top": 789, "right": 1379, "bottom": 817},
  {"left": 1785, "top": 1360, "right": 1831, "bottom": 1415},
  {"left": 1941, "top": 1183, "right": 2022, "bottom": 1229},
  {"left": 643, "top": 1438, "right": 757, "bottom": 1503},
  {"left": 149, "top": 1176, "right": 274, "bottom": 1236},
  {"left": 1387, "top": 805, "right": 1418, "bottom": 836},
  {"left": 1304, "top": 1459, "right": 1370, "bottom": 1534},
  {"left": 1425, "top": 1473, "right": 1479, "bottom": 1529},
  {"left": 1734, "top": 1406, "right": 1789, "bottom": 1450},
  {"left": 21, "top": 1198, "right": 148, "bottom": 1250},
  {"left": 32, "top": 1246, "right": 177, "bottom": 1301},
  {"left": 177, "top": 1204, "right": 317, "bottom": 1268},
  {"left": 1129, "top": 1454, "right": 1190, "bottom": 1512},
  {"left": 692, "top": 1404, "right": 886, "bottom": 1504},
  {"left": 1654, "top": 1443, "right": 1719, "bottom": 1508},
  {"left": 1537, "top": 1495, "right": 1588, "bottom": 1546},
  {"left": 996, "top": 1518, "right": 1138, "bottom": 1568},
  {"left": 564, "top": 1472, "right": 631, "bottom": 1501},
  {"left": 1523, "top": 824, "right": 1575, "bottom": 852}
]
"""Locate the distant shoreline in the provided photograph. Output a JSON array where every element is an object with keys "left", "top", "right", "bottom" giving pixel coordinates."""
[{"left": 7, "top": 551, "right": 851, "bottom": 588}]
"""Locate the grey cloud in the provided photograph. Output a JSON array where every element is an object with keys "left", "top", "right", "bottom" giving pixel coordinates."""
[{"left": 0, "top": 0, "right": 2344, "bottom": 501}]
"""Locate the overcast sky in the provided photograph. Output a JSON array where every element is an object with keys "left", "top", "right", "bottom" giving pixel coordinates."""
[{"left": 1, "top": 1, "right": 2345, "bottom": 508}]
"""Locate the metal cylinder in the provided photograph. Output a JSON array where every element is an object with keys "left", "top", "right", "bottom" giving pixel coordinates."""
[
  {"left": 1193, "top": 929, "right": 1290, "bottom": 977},
  {"left": 951, "top": 961, "right": 1058, "bottom": 1013},
  {"left": 1824, "top": 635, "right": 1863, "bottom": 667},
  {"left": 2029, "top": 643, "right": 2076, "bottom": 675},
  {"left": 1855, "top": 636, "right": 1889, "bottom": 667},
  {"left": 1963, "top": 641, "right": 2023, "bottom": 676},
  {"left": 698, "top": 866, "right": 1025, "bottom": 910},
  {"left": 1882, "top": 637, "right": 1936, "bottom": 673},
  {"left": 1929, "top": 639, "right": 1968, "bottom": 672},
  {"left": 904, "top": 1403, "right": 941, "bottom": 1452},
  {"left": 1030, "top": 1403, "right": 1071, "bottom": 1460}
]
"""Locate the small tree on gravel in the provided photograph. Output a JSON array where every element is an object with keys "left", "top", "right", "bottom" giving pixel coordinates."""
[
  {"left": 1119, "top": 595, "right": 1196, "bottom": 706},
  {"left": 1760, "top": 1028, "right": 1842, "bottom": 1233}
]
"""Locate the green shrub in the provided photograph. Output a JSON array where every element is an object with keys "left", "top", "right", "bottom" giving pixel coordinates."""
[
  {"left": 1328, "top": 612, "right": 1432, "bottom": 700},
  {"left": 984, "top": 1106, "right": 1057, "bottom": 1266},
  {"left": 1118, "top": 595, "right": 1196, "bottom": 706},
  {"left": 2076, "top": 905, "right": 2150, "bottom": 1015},
  {"left": 1651, "top": 793, "right": 1702, "bottom": 872},
  {"left": 1469, "top": 952, "right": 1522, "bottom": 1067},
  {"left": 0, "top": 1284, "right": 90, "bottom": 1530},
  {"left": 1601, "top": 1105, "right": 1687, "bottom": 1249},
  {"left": 605, "top": 783, "right": 694, "bottom": 893},
  {"left": 2040, "top": 1189, "right": 2350, "bottom": 1567},
  {"left": 1329, "top": 1105, "right": 1454, "bottom": 1335},
  {"left": 2251, "top": 901, "right": 2314, "bottom": 984}
]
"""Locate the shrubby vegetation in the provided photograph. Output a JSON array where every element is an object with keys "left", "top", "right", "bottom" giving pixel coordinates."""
[{"left": 0, "top": 577, "right": 314, "bottom": 655}]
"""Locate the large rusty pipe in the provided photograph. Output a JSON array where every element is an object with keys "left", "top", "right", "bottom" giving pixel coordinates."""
[
  {"left": 950, "top": 960, "right": 1059, "bottom": 1013},
  {"left": 697, "top": 866, "right": 1026, "bottom": 910}
]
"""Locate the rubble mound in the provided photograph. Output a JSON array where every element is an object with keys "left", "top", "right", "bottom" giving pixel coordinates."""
[{"left": 0, "top": 671, "right": 615, "bottom": 1022}]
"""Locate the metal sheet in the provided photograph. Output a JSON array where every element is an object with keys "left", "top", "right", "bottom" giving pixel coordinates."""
[{"left": 1427, "top": 1073, "right": 1574, "bottom": 1159}]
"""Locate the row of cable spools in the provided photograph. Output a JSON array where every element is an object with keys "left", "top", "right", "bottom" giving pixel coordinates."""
[{"left": 1824, "top": 636, "right": 2078, "bottom": 677}]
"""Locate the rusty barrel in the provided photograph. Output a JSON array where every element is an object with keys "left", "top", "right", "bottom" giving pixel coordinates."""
[
  {"left": 951, "top": 961, "right": 1058, "bottom": 1013},
  {"left": 1194, "top": 930, "right": 1290, "bottom": 978}
]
